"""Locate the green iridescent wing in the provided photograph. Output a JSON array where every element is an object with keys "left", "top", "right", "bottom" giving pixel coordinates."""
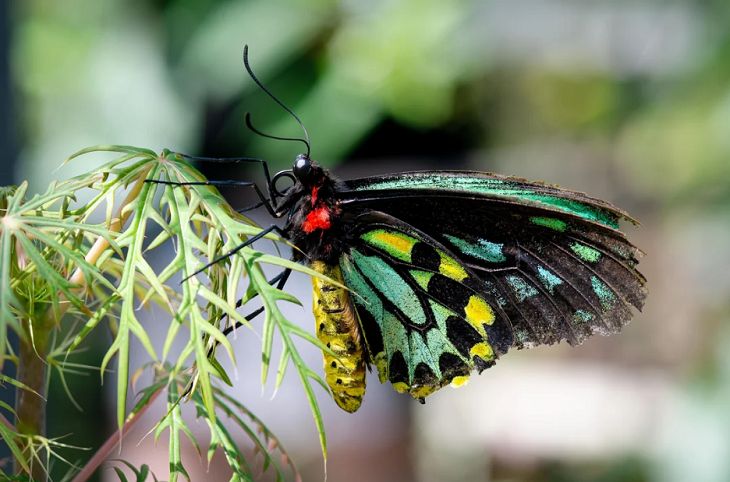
[
  {"left": 339, "top": 213, "right": 514, "bottom": 401},
  {"left": 340, "top": 170, "right": 629, "bottom": 229},
  {"left": 336, "top": 171, "right": 647, "bottom": 398}
]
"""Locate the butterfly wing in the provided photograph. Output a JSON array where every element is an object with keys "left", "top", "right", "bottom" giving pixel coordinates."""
[
  {"left": 339, "top": 212, "right": 514, "bottom": 401},
  {"left": 334, "top": 171, "right": 647, "bottom": 398},
  {"left": 339, "top": 170, "right": 631, "bottom": 229}
]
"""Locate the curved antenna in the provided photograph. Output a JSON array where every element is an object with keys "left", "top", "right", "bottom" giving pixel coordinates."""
[
  {"left": 245, "top": 112, "right": 310, "bottom": 152},
  {"left": 243, "top": 45, "right": 311, "bottom": 158}
]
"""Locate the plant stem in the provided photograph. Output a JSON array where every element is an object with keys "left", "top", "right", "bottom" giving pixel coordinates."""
[
  {"left": 12, "top": 168, "right": 152, "bottom": 480},
  {"left": 70, "top": 384, "right": 164, "bottom": 482},
  {"left": 14, "top": 318, "right": 51, "bottom": 481},
  {"left": 0, "top": 411, "right": 14, "bottom": 430}
]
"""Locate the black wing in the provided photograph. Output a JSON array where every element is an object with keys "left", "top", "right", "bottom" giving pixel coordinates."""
[{"left": 336, "top": 170, "right": 646, "bottom": 351}]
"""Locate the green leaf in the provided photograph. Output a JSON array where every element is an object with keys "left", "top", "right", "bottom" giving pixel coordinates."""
[
  {"left": 109, "top": 460, "right": 160, "bottom": 482},
  {"left": 0, "top": 422, "right": 31, "bottom": 475},
  {"left": 209, "top": 356, "right": 233, "bottom": 387},
  {"left": 113, "top": 466, "right": 130, "bottom": 482},
  {"left": 154, "top": 380, "right": 196, "bottom": 482},
  {"left": 274, "top": 345, "right": 291, "bottom": 393},
  {"left": 64, "top": 144, "right": 157, "bottom": 164},
  {"left": 215, "top": 390, "right": 303, "bottom": 482},
  {"left": 192, "top": 391, "right": 253, "bottom": 481},
  {"left": 0, "top": 369, "right": 45, "bottom": 401}
]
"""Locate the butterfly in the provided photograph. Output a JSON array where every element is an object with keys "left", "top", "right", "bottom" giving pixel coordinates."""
[{"left": 180, "top": 46, "right": 648, "bottom": 413}]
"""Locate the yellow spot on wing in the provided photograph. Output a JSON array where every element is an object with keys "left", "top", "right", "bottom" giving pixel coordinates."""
[
  {"left": 470, "top": 343, "right": 494, "bottom": 360},
  {"left": 364, "top": 230, "right": 417, "bottom": 262},
  {"left": 451, "top": 376, "right": 470, "bottom": 388},
  {"left": 392, "top": 382, "right": 410, "bottom": 393},
  {"left": 464, "top": 296, "right": 495, "bottom": 336},
  {"left": 373, "top": 353, "right": 389, "bottom": 384},
  {"left": 438, "top": 250, "right": 468, "bottom": 281},
  {"left": 411, "top": 385, "right": 438, "bottom": 399}
]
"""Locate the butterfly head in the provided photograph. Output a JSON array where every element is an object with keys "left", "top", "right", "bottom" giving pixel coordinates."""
[
  {"left": 293, "top": 154, "right": 312, "bottom": 183},
  {"left": 292, "top": 154, "right": 331, "bottom": 190}
]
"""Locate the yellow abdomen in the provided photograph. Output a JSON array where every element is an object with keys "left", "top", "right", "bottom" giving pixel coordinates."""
[{"left": 310, "top": 261, "right": 367, "bottom": 413}]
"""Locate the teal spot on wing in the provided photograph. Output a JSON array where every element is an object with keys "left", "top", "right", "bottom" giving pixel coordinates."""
[
  {"left": 355, "top": 174, "right": 619, "bottom": 228},
  {"left": 352, "top": 250, "right": 426, "bottom": 324},
  {"left": 610, "top": 244, "right": 631, "bottom": 260},
  {"left": 537, "top": 198, "right": 619, "bottom": 229},
  {"left": 591, "top": 276, "right": 616, "bottom": 312},
  {"left": 341, "top": 254, "right": 383, "bottom": 319},
  {"left": 410, "top": 270, "right": 434, "bottom": 291},
  {"left": 444, "top": 234, "right": 506, "bottom": 263},
  {"left": 571, "top": 243, "right": 602, "bottom": 262},
  {"left": 357, "top": 176, "right": 506, "bottom": 192},
  {"left": 429, "top": 300, "right": 456, "bottom": 333},
  {"left": 426, "top": 327, "right": 465, "bottom": 361},
  {"left": 384, "top": 312, "right": 409, "bottom": 372},
  {"left": 536, "top": 266, "right": 563, "bottom": 294},
  {"left": 341, "top": 253, "right": 392, "bottom": 378},
  {"left": 573, "top": 310, "right": 594, "bottom": 324},
  {"left": 506, "top": 275, "right": 538, "bottom": 302},
  {"left": 482, "top": 280, "right": 508, "bottom": 307},
  {"left": 409, "top": 332, "right": 441, "bottom": 382},
  {"left": 530, "top": 217, "right": 567, "bottom": 232},
  {"left": 515, "top": 330, "right": 530, "bottom": 345},
  {"left": 425, "top": 302, "right": 470, "bottom": 366}
]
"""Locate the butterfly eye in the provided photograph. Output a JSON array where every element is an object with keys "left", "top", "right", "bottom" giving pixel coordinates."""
[{"left": 293, "top": 155, "right": 312, "bottom": 181}]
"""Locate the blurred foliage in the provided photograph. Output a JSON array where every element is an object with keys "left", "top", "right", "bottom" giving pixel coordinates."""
[
  {"left": 12, "top": 0, "right": 730, "bottom": 203},
  {"left": 5, "top": 0, "right": 730, "bottom": 481}
]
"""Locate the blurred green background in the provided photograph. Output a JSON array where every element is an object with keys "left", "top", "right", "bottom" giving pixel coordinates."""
[{"left": 2, "top": 0, "right": 730, "bottom": 481}]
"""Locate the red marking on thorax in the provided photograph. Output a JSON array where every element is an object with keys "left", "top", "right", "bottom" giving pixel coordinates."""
[
  {"left": 302, "top": 206, "right": 331, "bottom": 233},
  {"left": 311, "top": 186, "right": 320, "bottom": 206}
]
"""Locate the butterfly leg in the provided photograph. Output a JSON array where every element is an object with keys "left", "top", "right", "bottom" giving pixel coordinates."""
[
  {"left": 237, "top": 199, "right": 268, "bottom": 214},
  {"left": 190, "top": 267, "right": 284, "bottom": 397},
  {"left": 169, "top": 152, "right": 276, "bottom": 188},
  {"left": 151, "top": 150, "right": 292, "bottom": 213},
  {"left": 234, "top": 223, "right": 287, "bottom": 250},
  {"left": 182, "top": 223, "right": 288, "bottom": 282},
  {"left": 147, "top": 178, "right": 280, "bottom": 217},
  {"left": 221, "top": 268, "right": 293, "bottom": 337},
  {"left": 203, "top": 269, "right": 291, "bottom": 360},
  {"left": 236, "top": 185, "right": 294, "bottom": 214},
  {"left": 188, "top": 267, "right": 292, "bottom": 398}
]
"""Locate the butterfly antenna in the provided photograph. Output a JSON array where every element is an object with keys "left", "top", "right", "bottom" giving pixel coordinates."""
[
  {"left": 245, "top": 113, "right": 310, "bottom": 152},
  {"left": 243, "top": 45, "right": 311, "bottom": 158}
]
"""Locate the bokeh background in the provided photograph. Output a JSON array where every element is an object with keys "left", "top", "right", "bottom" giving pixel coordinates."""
[{"left": 2, "top": 0, "right": 730, "bottom": 481}]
